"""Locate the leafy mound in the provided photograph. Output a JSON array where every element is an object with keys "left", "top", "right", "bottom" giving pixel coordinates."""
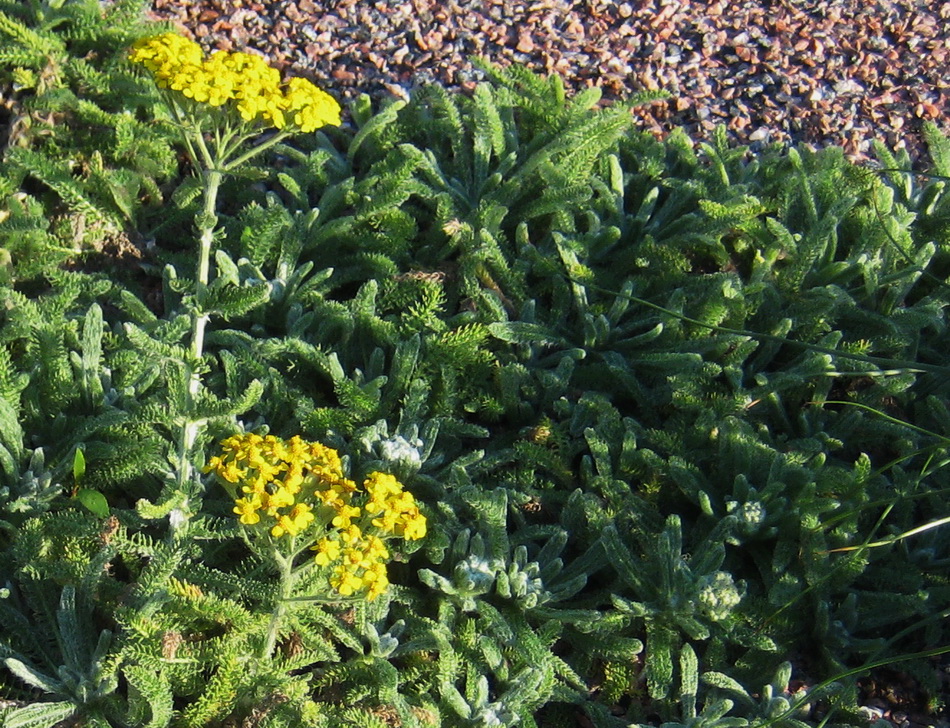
[{"left": 0, "top": 1, "right": 948, "bottom": 727}]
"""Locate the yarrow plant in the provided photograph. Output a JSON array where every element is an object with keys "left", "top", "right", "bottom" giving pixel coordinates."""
[
  {"left": 4, "top": 10, "right": 950, "bottom": 723},
  {"left": 204, "top": 433, "right": 426, "bottom": 658},
  {"left": 127, "top": 34, "right": 341, "bottom": 514}
]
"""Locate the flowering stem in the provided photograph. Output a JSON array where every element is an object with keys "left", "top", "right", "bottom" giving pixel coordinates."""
[
  {"left": 174, "top": 162, "right": 223, "bottom": 499},
  {"left": 223, "top": 129, "right": 293, "bottom": 172},
  {"left": 261, "top": 546, "right": 296, "bottom": 660},
  {"left": 172, "top": 120, "right": 281, "bottom": 500},
  {"left": 128, "top": 33, "right": 344, "bottom": 547},
  {"left": 163, "top": 101, "right": 225, "bottom": 500},
  {"left": 195, "top": 167, "right": 223, "bottom": 293}
]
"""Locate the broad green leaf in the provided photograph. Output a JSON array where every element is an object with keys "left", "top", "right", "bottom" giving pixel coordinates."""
[
  {"left": 76, "top": 488, "right": 109, "bottom": 517},
  {"left": 72, "top": 448, "right": 86, "bottom": 483}
]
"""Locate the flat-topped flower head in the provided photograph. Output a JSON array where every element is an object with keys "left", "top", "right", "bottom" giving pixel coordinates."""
[
  {"left": 207, "top": 433, "right": 426, "bottom": 601},
  {"left": 129, "top": 33, "right": 341, "bottom": 133}
]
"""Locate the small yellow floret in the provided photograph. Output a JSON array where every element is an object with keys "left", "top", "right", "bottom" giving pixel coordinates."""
[
  {"left": 233, "top": 494, "right": 263, "bottom": 525},
  {"left": 339, "top": 524, "right": 362, "bottom": 545},
  {"left": 312, "top": 537, "right": 342, "bottom": 566},
  {"left": 332, "top": 504, "right": 361, "bottom": 529},
  {"left": 263, "top": 486, "right": 295, "bottom": 515},
  {"left": 271, "top": 502, "right": 315, "bottom": 538},
  {"left": 364, "top": 563, "right": 390, "bottom": 601},
  {"left": 402, "top": 511, "right": 427, "bottom": 540},
  {"left": 330, "top": 566, "right": 364, "bottom": 597}
]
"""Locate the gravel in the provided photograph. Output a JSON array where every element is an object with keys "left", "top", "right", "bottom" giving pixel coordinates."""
[{"left": 145, "top": 0, "right": 950, "bottom": 166}]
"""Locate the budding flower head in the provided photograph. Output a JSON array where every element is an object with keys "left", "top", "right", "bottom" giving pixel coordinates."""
[
  {"left": 129, "top": 33, "right": 341, "bottom": 132},
  {"left": 697, "top": 571, "right": 743, "bottom": 622},
  {"left": 378, "top": 435, "right": 423, "bottom": 472}
]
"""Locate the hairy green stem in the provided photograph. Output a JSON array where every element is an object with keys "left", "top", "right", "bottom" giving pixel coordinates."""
[
  {"left": 174, "top": 166, "right": 223, "bottom": 501},
  {"left": 194, "top": 167, "right": 223, "bottom": 351},
  {"left": 223, "top": 129, "right": 292, "bottom": 172},
  {"left": 261, "top": 547, "right": 296, "bottom": 660},
  {"left": 169, "top": 110, "right": 287, "bottom": 515}
]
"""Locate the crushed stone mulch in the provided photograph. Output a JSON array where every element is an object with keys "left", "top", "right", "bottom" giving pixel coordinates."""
[{"left": 144, "top": 0, "right": 950, "bottom": 166}]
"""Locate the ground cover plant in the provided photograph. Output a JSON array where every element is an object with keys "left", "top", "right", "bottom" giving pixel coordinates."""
[{"left": 0, "top": 1, "right": 949, "bottom": 727}]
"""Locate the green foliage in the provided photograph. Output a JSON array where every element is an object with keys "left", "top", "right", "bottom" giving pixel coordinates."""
[
  {"left": 2, "top": 9, "right": 949, "bottom": 727},
  {"left": 0, "top": 0, "right": 178, "bottom": 283}
]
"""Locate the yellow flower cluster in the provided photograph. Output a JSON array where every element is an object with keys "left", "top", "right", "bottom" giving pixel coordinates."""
[
  {"left": 205, "top": 433, "right": 427, "bottom": 600},
  {"left": 364, "top": 471, "right": 428, "bottom": 540},
  {"left": 205, "top": 432, "right": 351, "bottom": 538},
  {"left": 128, "top": 33, "right": 341, "bottom": 132},
  {"left": 313, "top": 528, "right": 391, "bottom": 601}
]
